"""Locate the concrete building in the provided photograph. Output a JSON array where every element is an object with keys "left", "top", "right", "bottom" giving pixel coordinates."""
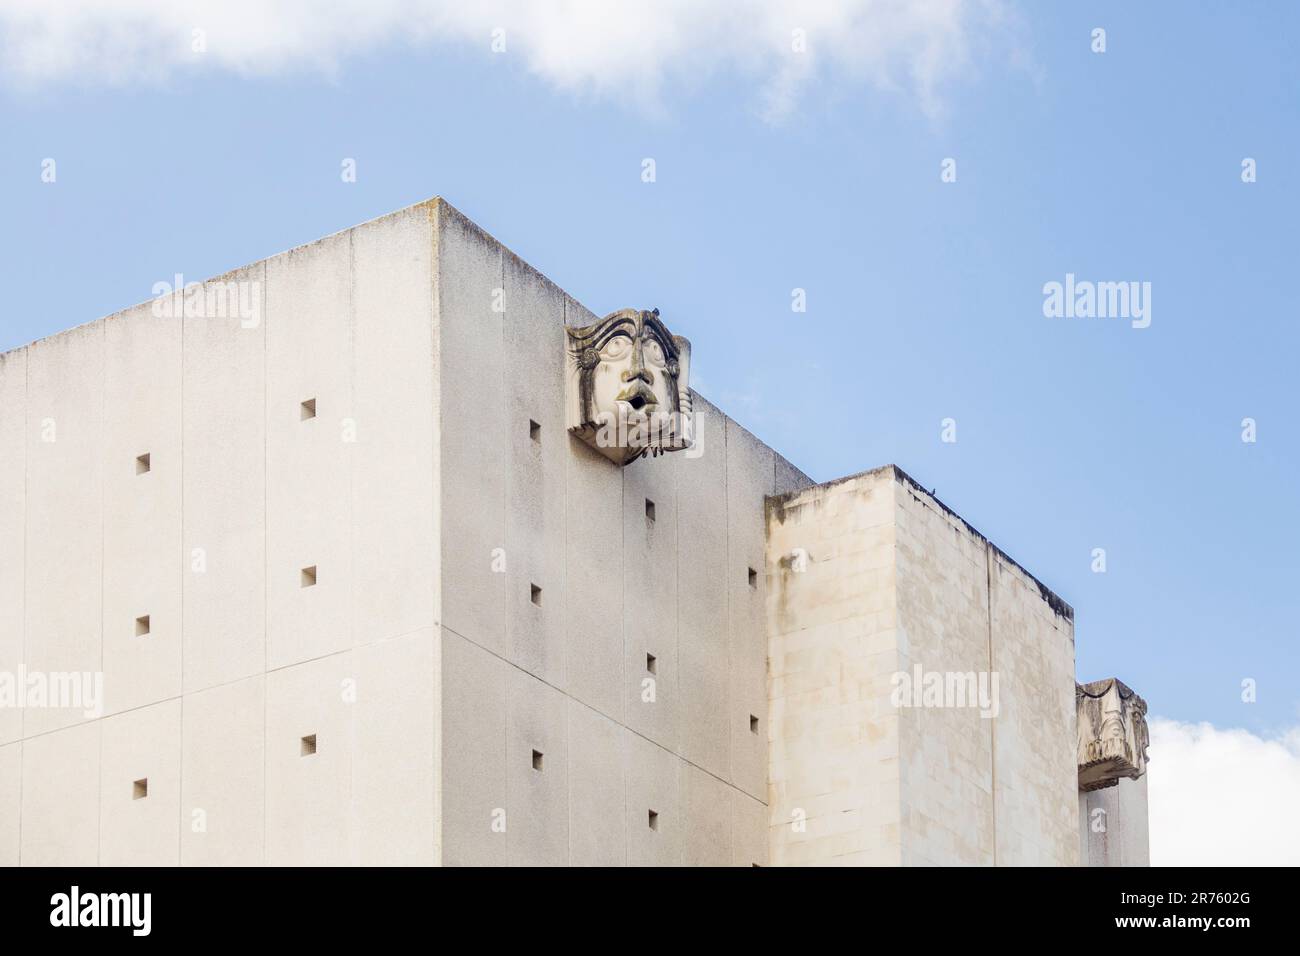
[{"left": 0, "top": 199, "right": 1149, "bottom": 866}]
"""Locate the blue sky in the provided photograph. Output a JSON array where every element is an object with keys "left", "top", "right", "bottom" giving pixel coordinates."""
[{"left": 2, "top": 0, "right": 1296, "bottom": 766}]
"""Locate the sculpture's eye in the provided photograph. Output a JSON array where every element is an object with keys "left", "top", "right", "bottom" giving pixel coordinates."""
[
  {"left": 602, "top": 335, "right": 631, "bottom": 360},
  {"left": 643, "top": 339, "right": 665, "bottom": 367}
]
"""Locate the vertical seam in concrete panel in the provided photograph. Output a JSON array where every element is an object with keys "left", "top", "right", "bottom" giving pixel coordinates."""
[
  {"left": 430, "top": 202, "right": 442, "bottom": 864},
  {"left": 559, "top": 295, "right": 570, "bottom": 863},
  {"left": 559, "top": 302, "right": 569, "bottom": 739},
  {"left": 178, "top": 697, "right": 186, "bottom": 861},
  {"left": 763, "top": 449, "right": 777, "bottom": 865},
  {"left": 622, "top": 389, "right": 630, "bottom": 862},
  {"left": 347, "top": 230, "right": 356, "bottom": 653},
  {"left": 13, "top": 742, "right": 21, "bottom": 867},
  {"left": 499, "top": 248, "right": 509, "bottom": 850},
  {"left": 673, "top": 414, "right": 680, "bottom": 765},
  {"left": 723, "top": 416, "right": 732, "bottom": 784},
  {"left": 728, "top": 777, "right": 735, "bottom": 866},
  {"left": 561, "top": 295, "right": 569, "bottom": 864},
  {"left": 261, "top": 260, "right": 269, "bottom": 860},
  {"left": 565, "top": 679, "right": 573, "bottom": 864},
  {"left": 890, "top": 470, "right": 906, "bottom": 865},
  {"left": 178, "top": 275, "right": 186, "bottom": 860},
  {"left": 96, "top": 319, "right": 105, "bottom": 865},
  {"left": 18, "top": 348, "right": 26, "bottom": 864},
  {"left": 347, "top": 228, "right": 357, "bottom": 866},
  {"left": 985, "top": 541, "right": 996, "bottom": 867},
  {"left": 99, "top": 321, "right": 106, "bottom": 681}
]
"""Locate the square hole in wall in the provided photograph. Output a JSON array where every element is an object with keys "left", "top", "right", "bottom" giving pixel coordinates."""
[
  {"left": 135, "top": 453, "right": 151, "bottom": 475},
  {"left": 134, "top": 615, "right": 150, "bottom": 637},
  {"left": 645, "top": 498, "right": 656, "bottom": 523},
  {"left": 530, "top": 583, "right": 542, "bottom": 606},
  {"left": 529, "top": 419, "right": 541, "bottom": 442},
  {"left": 532, "top": 749, "right": 544, "bottom": 771},
  {"left": 646, "top": 653, "right": 657, "bottom": 675},
  {"left": 301, "top": 734, "right": 317, "bottom": 756},
  {"left": 301, "top": 566, "right": 317, "bottom": 588},
  {"left": 748, "top": 567, "right": 758, "bottom": 588},
  {"left": 750, "top": 714, "right": 760, "bottom": 734},
  {"left": 647, "top": 809, "right": 659, "bottom": 831},
  {"left": 301, "top": 398, "right": 317, "bottom": 421},
  {"left": 132, "top": 778, "right": 148, "bottom": 800}
]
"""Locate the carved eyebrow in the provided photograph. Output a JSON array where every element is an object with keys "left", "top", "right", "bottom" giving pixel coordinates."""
[
  {"left": 568, "top": 316, "right": 636, "bottom": 357},
  {"left": 590, "top": 323, "right": 636, "bottom": 353},
  {"left": 603, "top": 321, "right": 637, "bottom": 338},
  {"left": 641, "top": 323, "right": 678, "bottom": 360}
]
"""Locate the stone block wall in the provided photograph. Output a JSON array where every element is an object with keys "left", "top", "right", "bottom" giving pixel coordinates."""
[{"left": 766, "top": 466, "right": 1079, "bottom": 866}]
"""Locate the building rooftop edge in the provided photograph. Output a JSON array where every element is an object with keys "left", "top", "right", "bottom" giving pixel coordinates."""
[
  {"left": 0, "top": 197, "right": 816, "bottom": 482},
  {"left": 0, "top": 197, "right": 461, "bottom": 360},
  {"left": 767, "top": 463, "right": 1075, "bottom": 622}
]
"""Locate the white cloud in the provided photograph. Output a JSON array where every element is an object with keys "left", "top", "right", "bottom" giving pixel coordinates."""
[
  {"left": 1149, "top": 718, "right": 1300, "bottom": 865},
  {"left": 0, "top": 0, "right": 1013, "bottom": 120}
]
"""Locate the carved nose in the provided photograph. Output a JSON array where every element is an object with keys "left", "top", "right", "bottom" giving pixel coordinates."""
[{"left": 621, "top": 366, "right": 654, "bottom": 385}]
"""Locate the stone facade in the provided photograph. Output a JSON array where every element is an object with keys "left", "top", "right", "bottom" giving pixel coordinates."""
[
  {"left": 0, "top": 199, "right": 1147, "bottom": 866},
  {"left": 435, "top": 203, "right": 801, "bottom": 865},
  {"left": 766, "top": 467, "right": 1082, "bottom": 866},
  {"left": 1076, "top": 679, "right": 1151, "bottom": 866}
]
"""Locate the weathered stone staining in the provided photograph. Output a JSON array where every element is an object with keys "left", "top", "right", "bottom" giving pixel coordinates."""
[
  {"left": 1077, "top": 680, "right": 1151, "bottom": 867},
  {"left": 1076, "top": 678, "right": 1150, "bottom": 792},
  {"left": 565, "top": 308, "right": 692, "bottom": 466},
  {"left": 0, "top": 198, "right": 1153, "bottom": 868}
]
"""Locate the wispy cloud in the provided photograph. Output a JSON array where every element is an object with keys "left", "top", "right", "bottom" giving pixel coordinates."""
[
  {"left": 1149, "top": 718, "right": 1300, "bottom": 865},
  {"left": 0, "top": 0, "right": 1013, "bottom": 120}
]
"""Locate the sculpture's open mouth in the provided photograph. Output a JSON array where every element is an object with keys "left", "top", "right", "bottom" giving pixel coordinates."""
[{"left": 617, "top": 381, "right": 658, "bottom": 413}]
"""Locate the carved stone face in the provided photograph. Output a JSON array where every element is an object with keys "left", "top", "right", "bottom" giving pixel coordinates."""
[
  {"left": 1076, "top": 678, "right": 1149, "bottom": 792},
  {"left": 566, "top": 308, "right": 692, "bottom": 466}
]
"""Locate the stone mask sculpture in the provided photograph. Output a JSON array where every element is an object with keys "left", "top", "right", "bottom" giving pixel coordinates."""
[
  {"left": 565, "top": 308, "right": 693, "bottom": 466},
  {"left": 1076, "top": 678, "right": 1150, "bottom": 792}
]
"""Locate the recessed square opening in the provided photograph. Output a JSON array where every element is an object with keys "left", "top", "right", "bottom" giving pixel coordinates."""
[
  {"left": 300, "top": 734, "right": 317, "bottom": 756},
  {"left": 747, "top": 567, "right": 758, "bottom": 588},
  {"left": 134, "top": 615, "right": 150, "bottom": 637},
  {"left": 532, "top": 749, "right": 544, "bottom": 771},
  {"left": 530, "top": 583, "right": 542, "bottom": 606},
  {"left": 135, "top": 453, "right": 151, "bottom": 475},
  {"left": 301, "top": 566, "right": 317, "bottom": 588},
  {"left": 301, "top": 398, "right": 317, "bottom": 421},
  {"left": 647, "top": 809, "right": 659, "bottom": 831},
  {"left": 529, "top": 419, "right": 541, "bottom": 442},
  {"left": 132, "top": 778, "right": 148, "bottom": 800},
  {"left": 646, "top": 653, "right": 657, "bottom": 675},
  {"left": 750, "top": 714, "right": 760, "bottom": 734},
  {"left": 645, "top": 498, "right": 656, "bottom": 523}
]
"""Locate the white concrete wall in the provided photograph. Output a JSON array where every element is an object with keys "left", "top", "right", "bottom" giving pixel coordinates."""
[
  {"left": 2, "top": 198, "right": 810, "bottom": 866},
  {"left": 2, "top": 202, "right": 439, "bottom": 865},
  {"left": 0, "top": 347, "right": 26, "bottom": 752},
  {"left": 1080, "top": 775, "right": 1149, "bottom": 867},
  {"left": 3, "top": 198, "right": 1091, "bottom": 868},
  {"left": 895, "top": 470, "right": 1078, "bottom": 865},
  {"left": 765, "top": 466, "right": 1079, "bottom": 866},
  {"left": 183, "top": 265, "right": 265, "bottom": 691},
  {"left": 434, "top": 203, "right": 806, "bottom": 866},
  {"left": 765, "top": 469, "right": 903, "bottom": 866},
  {"left": 24, "top": 322, "right": 105, "bottom": 740},
  {"left": 894, "top": 471, "right": 995, "bottom": 865},
  {"left": 985, "top": 546, "right": 1078, "bottom": 865}
]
